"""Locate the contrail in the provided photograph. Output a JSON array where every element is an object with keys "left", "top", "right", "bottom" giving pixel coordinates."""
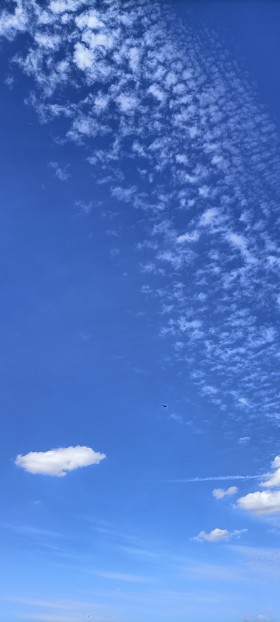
[{"left": 158, "top": 474, "right": 266, "bottom": 483}]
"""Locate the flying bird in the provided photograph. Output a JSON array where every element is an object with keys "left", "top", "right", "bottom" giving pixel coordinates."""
[{"left": 162, "top": 404, "right": 168, "bottom": 408}]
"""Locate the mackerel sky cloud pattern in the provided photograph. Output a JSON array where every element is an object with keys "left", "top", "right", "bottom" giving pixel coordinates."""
[{"left": 1, "top": 0, "right": 280, "bottom": 424}]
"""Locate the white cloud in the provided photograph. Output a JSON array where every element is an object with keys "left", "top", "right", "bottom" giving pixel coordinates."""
[
  {"left": 227, "top": 231, "right": 248, "bottom": 252},
  {"left": 199, "top": 207, "right": 219, "bottom": 227},
  {"left": 148, "top": 84, "right": 166, "bottom": 103},
  {"left": 238, "top": 397, "right": 250, "bottom": 407},
  {"left": 75, "top": 9, "right": 104, "bottom": 30},
  {"left": 261, "top": 456, "right": 280, "bottom": 488},
  {"left": 49, "top": 161, "right": 70, "bottom": 181},
  {"left": 0, "top": 0, "right": 27, "bottom": 39},
  {"left": 213, "top": 486, "right": 238, "bottom": 499},
  {"left": 238, "top": 437, "right": 251, "bottom": 445},
  {"left": 15, "top": 446, "right": 106, "bottom": 477},
  {"left": 116, "top": 93, "right": 138, "bottom": 114},
  {"left": 226, "top": 231, "right": 255, "bottom": 263},
  {"left": 73, "top": 42, "right": 93, "bottom": 71},
  {"left": 193, "top": 528, "right": 245, "bottom": 543},
  {"left": 237, "top": 490, "right": 280, "bottom": 515},
  {"left": 177, "top": 231, "right": 200, "bottom": 244},
  {"left": 50, "top": 0, "right": 86, "bottom": 14},
  {"left": 237, "top": 456, "right": 280, "bottom": 514}
]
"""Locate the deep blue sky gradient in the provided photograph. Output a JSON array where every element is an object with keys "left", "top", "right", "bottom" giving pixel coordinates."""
[{"left": 1, "top": 2, "right": 280, "bottom": 621}]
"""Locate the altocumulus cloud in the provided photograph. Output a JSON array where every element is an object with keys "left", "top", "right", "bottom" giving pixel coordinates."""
[{"left": 15, "top": 445, "right": 106, "bottom": 477}]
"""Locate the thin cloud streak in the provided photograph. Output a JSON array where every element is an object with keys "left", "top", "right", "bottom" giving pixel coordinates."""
[{"left": 152, "top": 475, "right": 265, "bottom": 483}]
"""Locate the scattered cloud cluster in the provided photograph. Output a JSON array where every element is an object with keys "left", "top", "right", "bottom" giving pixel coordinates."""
[
  {"left": 193, "top": 528, "right": 246, "bottom": 543},
  {"left": 0, "top": 0, "right": 279, "bottom": 428},
  {"left": 0, "top": 0, "right": 280, "bottom": 430},
  {"left": 15, "top": 445, "right": 106, "bottom": 477}
]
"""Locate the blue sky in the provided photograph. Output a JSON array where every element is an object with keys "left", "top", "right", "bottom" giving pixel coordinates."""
[{"left": 1, "top": 1, "right": 280, "bottom": 621}]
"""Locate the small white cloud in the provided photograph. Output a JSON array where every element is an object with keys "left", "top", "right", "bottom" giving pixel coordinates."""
[
  {"left": 75, "top": 9, "right": 104, "bottom": 30},
  {"left": 237, "top": 490, "right": 280, "bottom": 515},
  {"left": 147, "top": 84, "right": 166, "bottom": 103},
  {"left": 73, "top": 42, "right": 93, "bottom": 71},
  {"left": 238, "top": 437, "right": 250, "bottom": 445},
  {"left": 227, "top": 231, "right": 248, "bottom": 252},
  {"left": 213, "top": 486, "right": 238, "bottom": 499},
  {"left": 175, "top": 153, "right": 188, "bottom": 165},
  {"left": 226, "top": 231, "right": 256, "bottom": 264},
  {"left": 50, "top": 0, "right": 86, "bottom": 14},
  {"left": 198, "top": 185, "right": 210, "bottom": 198},
  {"left": 177, "top": 231, "right": 200, "bottom": 244},
  {"left": 238, "top": 397, "right": 250, "bottom": 407},
  {"left": 75, "top": 200, "right": 94, "bottom": 215},
  {"left": 15, "top": 446, "right": 106, "bottom": 477},
  {"left": 116, "top": 93, "right": 138, "bottom": 114},
  {"left": 193, "top": 528, "right": 245, "bottom": 543},
  {"left": 199, "top": 207, "right": 219, "bottom": 227},
  {"left": 49, "top": 161, "right": 70, "bottom": 181}
]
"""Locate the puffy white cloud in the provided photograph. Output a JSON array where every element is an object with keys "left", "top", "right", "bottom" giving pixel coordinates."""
[
  {"left": 213, "top": 486, "right": 238, "bottom": 499},
  {"left": 261, "top": 456, "right": 280, "bottom": 488},
  {"left": 73, "top": 42, "right": 93, "bottom": 70},
  {"left": 75, "top": 9, "right": 104, "bottom": 30},
  {"left": 237, "top": 456, "right": 280, "bottom": 514},
  {"left": 15, "top": 445, "right": 106, "bottom": 477},
  {"left": 193, "top": 528, "right": 245, "bottom": 543},
  {"left": 237, "top": 490, "right": 280, "bottom": 515}
]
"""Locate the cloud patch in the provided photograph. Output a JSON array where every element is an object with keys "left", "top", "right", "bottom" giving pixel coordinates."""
[
  {"left": 193, "top": 528, "right": 245, "bottom": 543},
  {"left": 15, "top": 445, "right": 106, "bottom": 477},
  {"left": 212, "top": 486, "right": 238, "bottom": 499}
]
